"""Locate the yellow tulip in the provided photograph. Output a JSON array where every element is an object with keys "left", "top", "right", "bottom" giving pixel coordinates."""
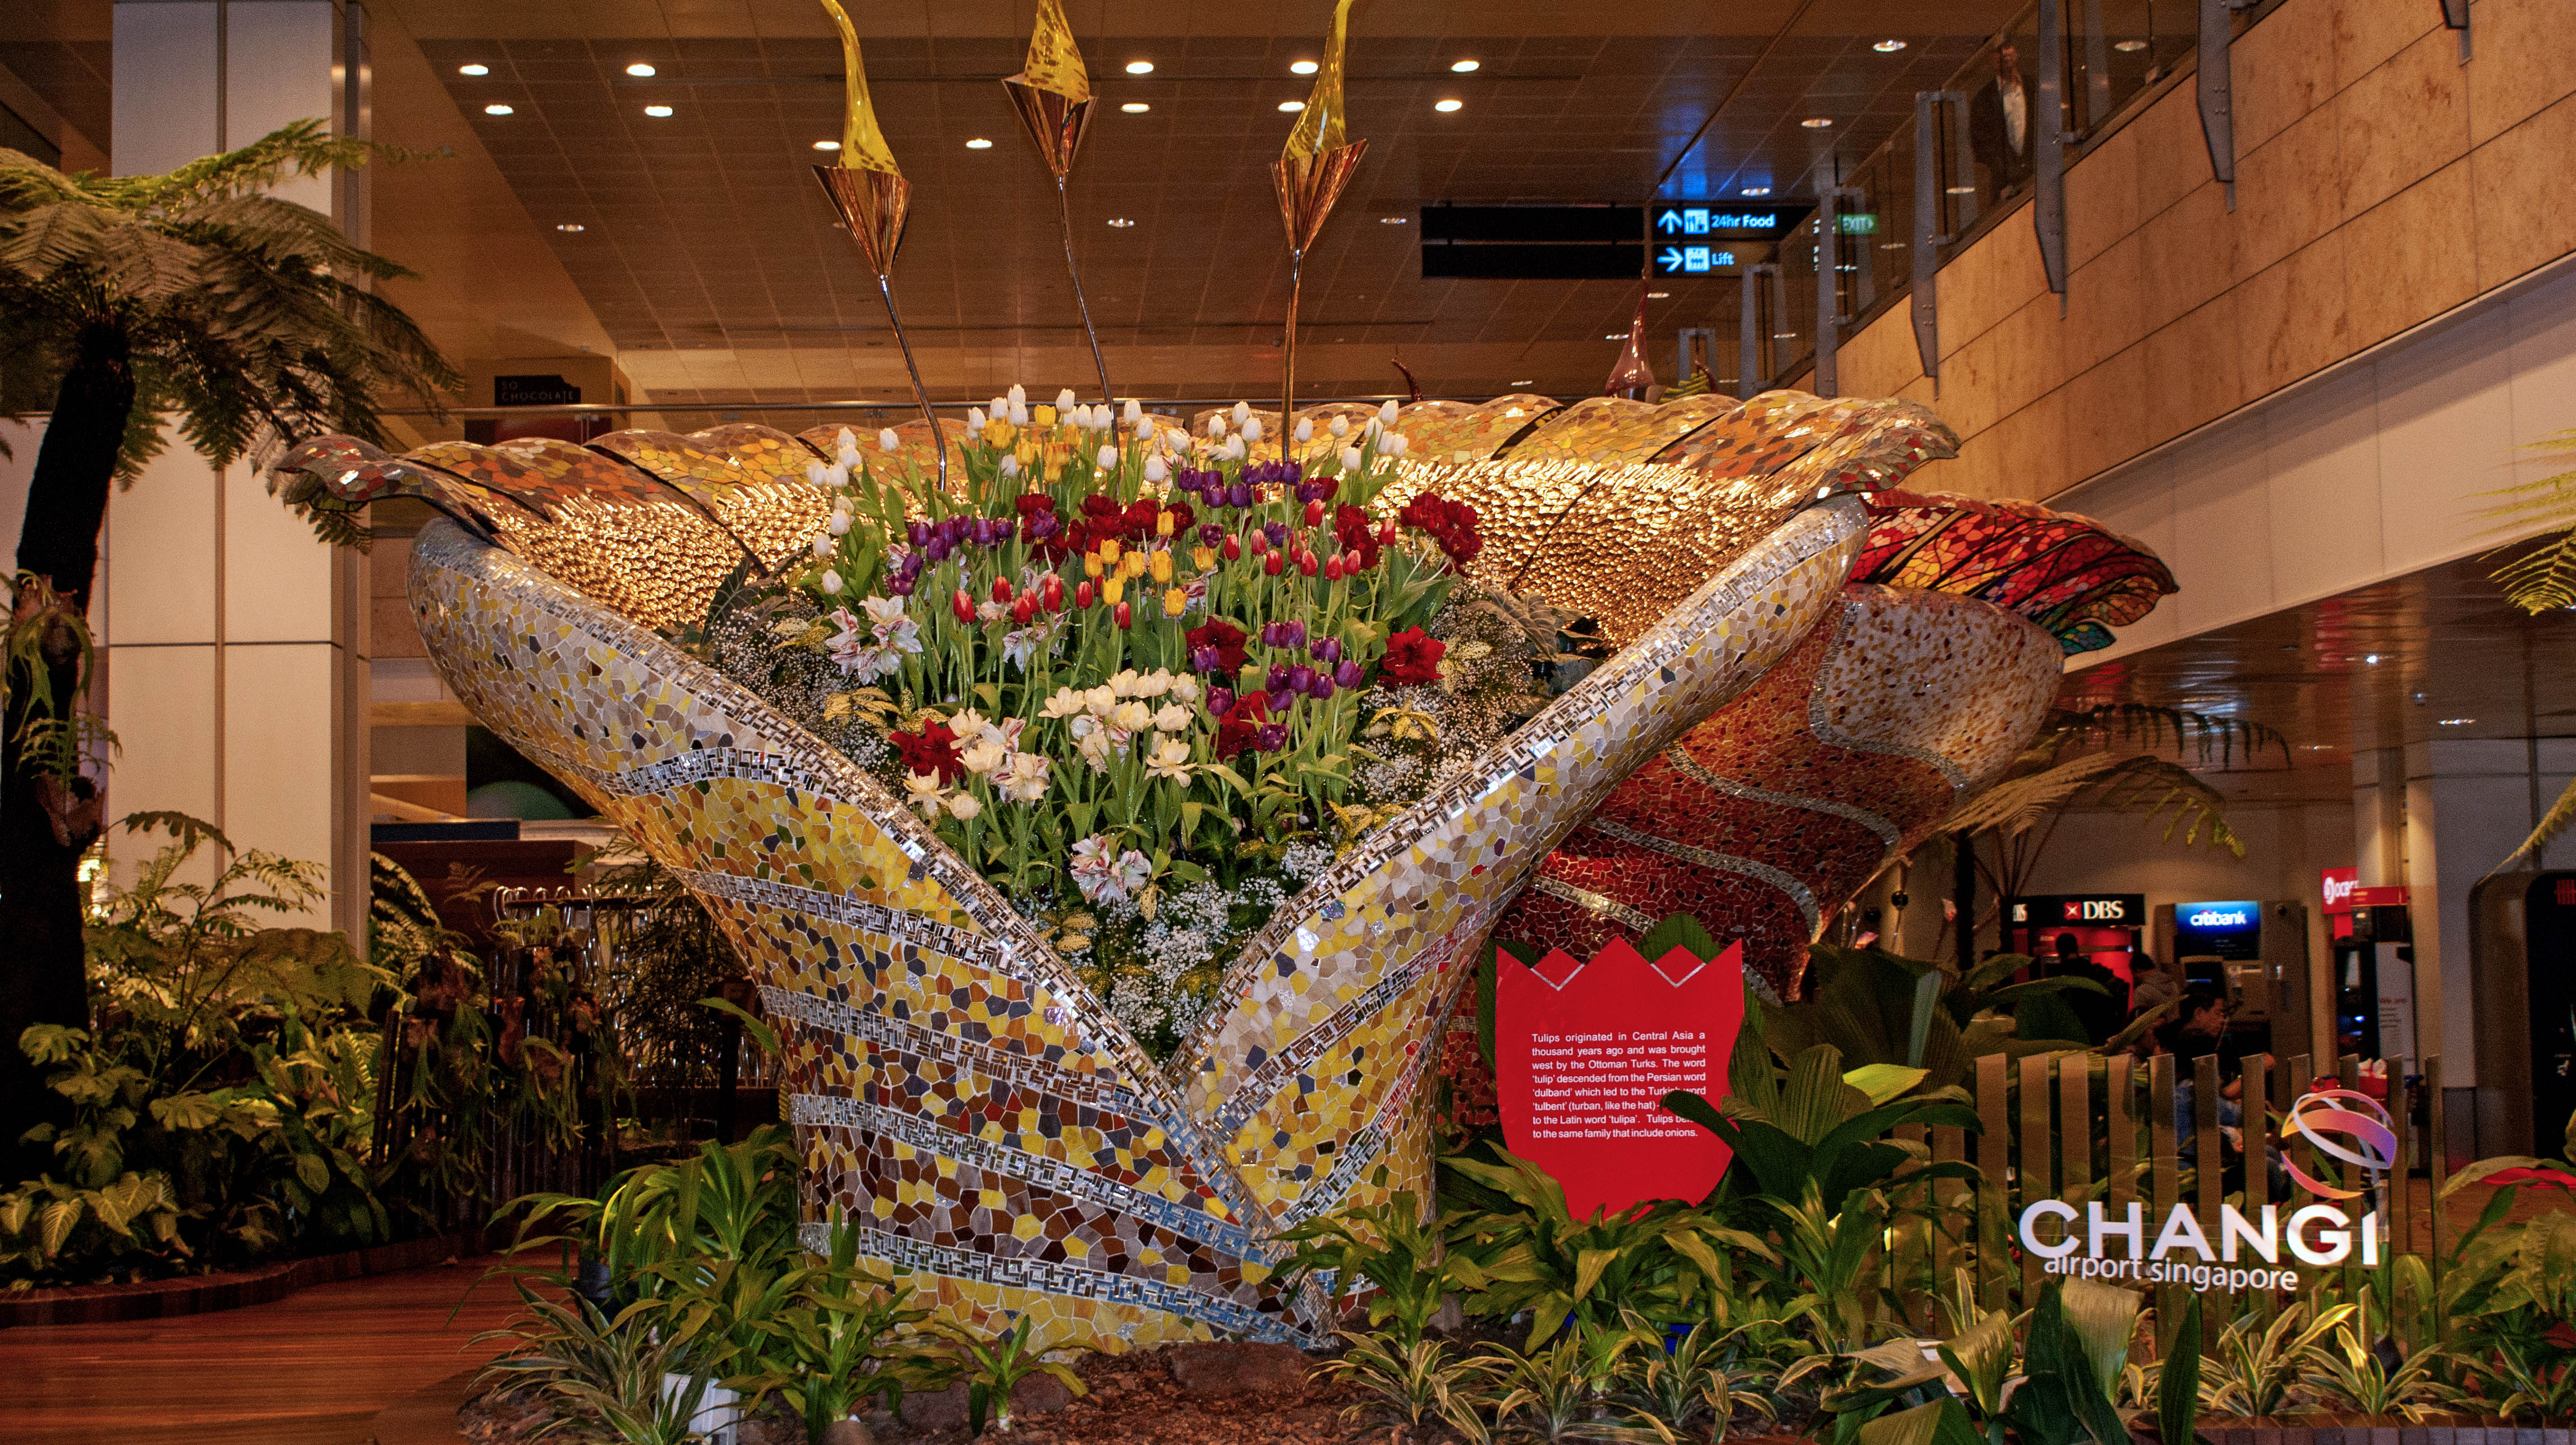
[
  {"left": 1101, "top": 539, "right": 1123, "bottom": 563},
  {"left": 1124, "top": 551, "right": 1147, "bottom": 579},
  {"left": 1156, "top": 509, "right": 1175, "bottom": 537},
  {"left": 1192, "top": 545, "right": 1216, "bottom": 570},
  {"left": 1034, "top": 404, "right": 1057, "bottom": 428},
  {"left": 1084, "top": 553, "right": 1104, "bottom": 579},
  {"left": 1103, "top": 576, "right": 1125, "bottom": 605},
  {"left": 1163, "top": 587, "right": 1186, "bottom": 617},
  {"left": 983, "top": 419, "right": 1013, "bottom": 445},
  {"left": 1150, "top": 551, "right": 1174, "bottom": 583}
]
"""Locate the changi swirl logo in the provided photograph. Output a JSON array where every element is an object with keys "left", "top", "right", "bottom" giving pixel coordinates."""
[{"left": 2281, "top": 1087, "right": 2399, "bottom": 1200}]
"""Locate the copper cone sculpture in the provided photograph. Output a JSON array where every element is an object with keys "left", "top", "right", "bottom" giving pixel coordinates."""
[
  {"left": 1603, "top": 286, "right": 1656, "bottom": 399},
  {"left": 1272, "top": 0, "right": 1365, "bottom": 448},
  {"left": 1003, "top": 1, "right": 1114, "bottom": 407},
  {"left": 812, "top": 0, "right": 946, "bottom": 491}
]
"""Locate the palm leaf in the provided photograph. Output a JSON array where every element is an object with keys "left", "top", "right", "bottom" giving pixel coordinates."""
[
  {"left": 2476, "top": 427, "right": 2576, "bottom": 613},
  {"left": 1943, "top": 751, "right": 2244, "bottom": 856}
]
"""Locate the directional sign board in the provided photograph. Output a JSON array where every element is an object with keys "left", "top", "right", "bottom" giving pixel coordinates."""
[{"left": 1648, "top": 201, "right": 1811, "bottom": 279}]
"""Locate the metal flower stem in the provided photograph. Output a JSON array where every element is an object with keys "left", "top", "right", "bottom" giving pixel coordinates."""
[
  {"left": 873, "top": 271, "right": 947, "bottom": 493},
  {"left": 1056, "top": 175, "right": 1114, "bottom": 407},
  {"left": 1282, "top": 247, "right": 1304, "bottom": 457}
]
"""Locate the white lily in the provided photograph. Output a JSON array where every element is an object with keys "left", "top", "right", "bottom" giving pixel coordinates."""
[
  {"left": 1144, "top": 735, "right": 1194, "bottom": 781},
  {"left": 1153, "top": 703, "right": 1192, "bottom": 732}
]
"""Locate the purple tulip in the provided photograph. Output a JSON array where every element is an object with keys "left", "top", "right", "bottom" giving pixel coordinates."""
[
  {"left": 1207, "top": 687, "right": 1235, "bottom": 717},
  {"left": 923, "top": 539, "right": 951, "bottom": 563},
  {"left": 1262, "top": 522, "right": 1289, "bottom": 547},
  {"left": 1333, "top": 659, "right": 1363, "bottom": 689},
  {"left": 1226, "top": 482, "right": 1253, "bottom": 509},
  {"left": 1190, "top": 644, "right": 1223, "bottom": 674},
  {"left": 1310, "top": 637, "right": 1342, "bottom": 665},
  {"left": 1287, "top": 665, "right": 1317, "bottom": 695},
  {"left": 1027, "top": 512, "right": 1060, "bottom": 541},
  {"left": 908, "top": 521, "right": 932, "bottom": 548},
  {"left": 969, "top": 517, "right": 994, "bottom": 546},
  {"left": 1254, "top": 723, "right": 1287, "bottom": 751},
  {"left": 1198, "top": 522, "right": 1224, "bottom": 546},
  {"left": 1310, "top": 675, "right": 1336, "bottom": 702},
  {"left": 1266, "top": 663, "right": 1290, "bottom": 692},
  {"left": 889, "top": 573, "right": 916, "bottom": 596}
]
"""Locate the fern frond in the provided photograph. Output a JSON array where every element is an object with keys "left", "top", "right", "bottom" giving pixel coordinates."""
[
  {"left": 1943, "top": 751, "right": 2244, "bottom": 857},
  {"left": 2500, "top": 777, "right": 2576, "bottom": 872}
]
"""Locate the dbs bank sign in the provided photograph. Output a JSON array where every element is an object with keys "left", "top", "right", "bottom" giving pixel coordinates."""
[{"left": 2008, "top": 894, "right": 2143, "bottom": 926}]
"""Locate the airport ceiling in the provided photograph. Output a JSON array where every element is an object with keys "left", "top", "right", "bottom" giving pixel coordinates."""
[{"left": 379, "top": 0, "right": 2021, "bottom": 411}]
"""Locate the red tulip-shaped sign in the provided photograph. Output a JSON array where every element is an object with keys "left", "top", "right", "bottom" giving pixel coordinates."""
[{"left": 1494, "top": 936, "right": 1746, "bottom": 1218}]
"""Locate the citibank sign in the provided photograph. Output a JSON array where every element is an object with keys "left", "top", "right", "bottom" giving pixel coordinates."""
[{"left": 2186, "top": 906, "right": 2252, "bottom": 928}]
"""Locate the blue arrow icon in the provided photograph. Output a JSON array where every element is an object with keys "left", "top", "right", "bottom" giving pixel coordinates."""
[
  {"left": 1656, "top": 209, "right": 1683, "bottom": 234},
  {"left": 1659, "top": 246, "right": 1686, "bottom": 272}
]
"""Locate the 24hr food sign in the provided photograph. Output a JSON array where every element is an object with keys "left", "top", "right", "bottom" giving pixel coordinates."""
[{"left": 1495, "top": 937, "right": 1746, "bottom": 1218}]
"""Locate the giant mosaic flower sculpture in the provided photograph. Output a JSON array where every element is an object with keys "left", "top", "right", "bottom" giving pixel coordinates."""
[{"left": 276, "top": 389, "right": 1997, "bottom": 1349}]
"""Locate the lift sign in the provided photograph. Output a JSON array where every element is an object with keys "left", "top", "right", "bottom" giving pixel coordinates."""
[{"left": 1653, "top": 245, "right": 1738, "bottom": 277}]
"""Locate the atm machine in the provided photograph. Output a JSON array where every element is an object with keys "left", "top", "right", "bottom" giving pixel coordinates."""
[
  {"left": 2321, "top": 869, "right": 2414, "bottom": 1066},
  {"left": 2152, "top": 899, "right": 2314, "bottom": 1064},
  {"left": 2469, "top": 870, "right": 2576, "bottom": 1155}
]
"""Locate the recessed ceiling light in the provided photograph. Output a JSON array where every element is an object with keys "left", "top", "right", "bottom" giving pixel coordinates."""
[
  {"left": 964, "top": 137, "right": 993, "bottom": 149},
  {"left": 1604, "top": 333, "right": 1626, "bottom": 340},
  {"left": 643, "top": 104, "right": 674, "bottom": 117},
  {"left": 1801, "top": 116, "right": 1834, "bottom": 128},
  {"left": 2305, "top": 744, "right": 2337, "bottom": 751},
  {"left": 1435, "top": 98, "right": 1464, "bottom": 112},
  {"left": 1291, "top": 59, "right": 1319, "bottom": 75},
  {"left": 813, "top": 139, "right": 840, "bottom": 151},
  {"left": 1873, "top": 39, "right": 1907, "bottom": 53},
  {"left": 1945, "top": 185, "right": 1976, "bottom": 194},
  {"left": 483, "top": 103, "right": 514, "bottom": 115},
  {"left": 2114, "top": 38, "right": 2149, "bottom": 52},
  {"left": 1120, "top": 102, "right": 1150, "bottom": 113},
  {"left": 1742, "top": 186, "right": 1772, "bottom": 196},
  {"left": 2439, "top": 717, "right": 2477, "bottom": 726},
  {"left": 1647, "top": 291, "right": 1670, "bottom": 299},
  {"left": 1452, "top": 59, "right": 1481, "bottom": 72},
  {"left": 1510, "top": 379, "right": 1533, "bottom": 385},
  {"left": 1279, "top": 100, "right": 1306, "bottom": 112},
  {"left": 1378, "top": 215, "right": 1409, "bottom": 224},
  {"left": 1107, "top": 217, "right": 1136, "bottom": 228},
  {"left": 2364, "top": 654, "right": 2382, "bottom": 664},
  {"left": 625, "top": 62, "right": 656, "bottom": 77},
  {"left": 1125, "top": 60, "right": 1154, "bottom": 75},
  {"left": 555, "top": 223, "right": 585, "bottom": 232},
  {"left": 458, "top": 63, "right": 490, "bottom": 76}
]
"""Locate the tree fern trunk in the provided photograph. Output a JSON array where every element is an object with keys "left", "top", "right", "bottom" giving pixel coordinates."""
[{"left": 0, "top": 324, "right": 131, "bottom": 1180}]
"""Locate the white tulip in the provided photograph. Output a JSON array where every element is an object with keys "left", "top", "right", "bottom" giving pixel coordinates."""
[
  {"left": 1340, "top": 446, "right": 1364, "bottom": 472},
  {"left": 1294, "top": 417, "right": 1313, "bottom": 442},
  {"left": 1143, "top": 455, "right": 1168, "bottom": 483},
  {"left": 827, "top": 513, "right": 852, "bottom": 536},
  {"left": 824, "top": 463, "right": 849, "bottom": 489},
  {"left": 1328, "top": 415, "right": 1350, "bottom": 437},
  {"left": 1134, "top": 415, "right": 1156, "bottom": 440},
  {"left": 1056, "top": 387, "right": 1078, "bottom": 412},
  {"left": 968, "top": 407, "right": 986, "bottom": 432},
  {"left": 805, "top": 461, "right": 827, "bottom": 485},
  {"left": 1384, "top": 433, "right": 1409, "bottom": 456},
  {"left": 1231, "top": 400, "right": 1252, "bottom": 425},
  {"left": 837, "top": 447, "right": 861, "bottom": 470},
  {"left": 836, "top": 427, "right": 857, "bottom": 452},
  {"left": 999, "top": 454, "right": 1022, "bottom": 478},
  {"left": 1165, "top": 427, "right": 1190, "bottom": 450},
  {"left": 1123, "top": 398, "right": 1142, "bottom": 425},
  {"left": 1009, "top": 402, "right": 1029, "bottom": 427},
  {"left": 1223, "top": 434, "right": 1248, "bottom": 459},
  {"left": 811, "top": 531, "right": 834, "bottom": 558},
  {"left": 821, "top": 569, "right": 843, "bottom": 594},
  {"left": 1378, "top": 399, "right": 1398, "bottom": 425},
  {"left": 878, "top": 427, "right": 900, "bottom": 452},
  {"left": 1242, "top": 416, "right": 1263, "bottom": 443},
  {"left": 1097, "top": 444, "right": 1119, "bottom": 469},
  {"left": 990, "top": 395, "right": 1009, "bottom": 419},
  {"left": 1008, "top": 383, "right": 1027, "bottom": 408},
  {"left": 1208, "top": 412, "right": 1227, "bottom": 439}
]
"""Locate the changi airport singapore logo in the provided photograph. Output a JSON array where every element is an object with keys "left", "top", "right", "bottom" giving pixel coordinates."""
[{"left": 2017, "top": 1087, "right": 2397, "bottom": 1293}]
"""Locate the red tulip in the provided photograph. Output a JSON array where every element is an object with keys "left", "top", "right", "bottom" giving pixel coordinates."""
[
  {"left": 1324, "top": 554, "right": 1344, "bottom": 581},
  {"left": 992, "top": 577, "right": 1013, "bottom": 603},
  {"left": 951, "top": 588, "right": 975, "bottom": 623},
  {"left": 1263, "top": 551, "right": 1285, "bottom": 577},
  {"left": 1222, "top": 535, "right": 1241, "bottom": 561},
  {"left": 1011, "top": 593, "right": 1037, "bottom": 624},
  {"left": 1298, "top": 551, "right": 1319, "bottom": 577},
  {"left": 1077, "top": 579, "right": 1095, "bottom": 608},
  {"left": 1114, "top": 601, "right": 1132, "bottom": 629},
  {"left": 1379, "top": 519, "right": 1398, "bottom": 545},
  {"left": 1304, "top": 500, "right": 1326, "bottom": 527},
  {"left": 1043, "top": 573, "right": 1065, "bottom": 610},
  {"left": 1248, "top": 530, "right": 1269, "bottom": 555}
]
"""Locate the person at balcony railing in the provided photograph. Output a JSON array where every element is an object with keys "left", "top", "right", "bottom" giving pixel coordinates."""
[{"left": 1968, "top": 40, "right": 2034, "bottom": 208}]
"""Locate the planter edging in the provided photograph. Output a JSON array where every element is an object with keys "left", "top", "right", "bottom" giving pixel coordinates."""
[{"left": 0, "top": 1227, "right": 488, "bottom": 1329}]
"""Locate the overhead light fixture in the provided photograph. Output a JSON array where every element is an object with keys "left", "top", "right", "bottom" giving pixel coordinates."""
[
  {"left": 2364, "top": 654, "right": 2382, "bottom": 664},
  {"left": 1378, "top": 215, "right": 1409, "bottom": 224},
  {"left": 625, "top": 62, "right": 656, "bottom": 77},
  {"left": 1801, "top": 117, "right": 1834, "bottom": 128},
  {"left": 1873, "top": 39, "right": 1907, "bottom": 52},
  {"left": 643, "top": 104, "right": 674, "bottom": 117},
  {"left": 2114, "top": 38, "right": 2149, "bottom": 52},
  {"left": 1452, "top": 59, "right": 1480, "bottom": 72},
  {"left": 1291, "top": 59, "right": 1319, "bottom": 75},
  {"left": 965, "top": 137, "right": 993, "bottom": 149},
  {"left": 813, "top": 139, "right": 840, "bottom": 151},
  {"left": 1742, "top": 186, "right": 1772, "bottom": 196},
  {"left": 1120, "top": 102, "right": 1150, "bottom": 113},
  {"left": 1435, "top": 98, "right": 1464, "bottom": 112},
  {"left": 483, "top": 103, "right": 514, "bottom": 115},
  {"left": 1125, "top": 60, "right": 1154, "bottom": 75},
  {"left": 1107, "top": 217, "right": 1137, "bottom": 228},
  {"left": 1604, "top": 333, "right": 1625, "bottom": 340},
  {"left": 555, "top": 223, "right": 585, "bottom": 232},
  {"left": 2305, "top": 743, "right": 2336, "bottom": 751},
  {"left": 1647, "top": 291, "right": 1670, "bottom": 299},
  {"left": 1945, "top": 185, "right": 1976, "bottom": 194},
  {"left": 1279, "top": 100, "right": 1306, "bottom": 112},
  {"left": 1510, "top": 379, "right": 1533, "bottom": 385},
  {"left": 458, "top": 63, "right": 490, "bottom": 76},
  {"left": 2439, "top": 717, "right": 2477, "bottom": 726}
]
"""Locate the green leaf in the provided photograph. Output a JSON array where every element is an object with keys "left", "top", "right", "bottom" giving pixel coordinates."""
[
  {"left": 1638, "top": 910, "right": 1719, "bottom": 966},
  {"left": 2158, "top": 1294, "right": 2204, "bottom": 1445},
  {"left": 1842, "top": 1062, "right": 1929, "bottom": 1106},
  {"left": 1858, "top": 1398, "right": 1985, "bottom": 1445}
]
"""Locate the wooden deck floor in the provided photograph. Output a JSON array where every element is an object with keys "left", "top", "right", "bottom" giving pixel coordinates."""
[{"left": 0, "top": 1255, "right": 532, "bottom": 1445}]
